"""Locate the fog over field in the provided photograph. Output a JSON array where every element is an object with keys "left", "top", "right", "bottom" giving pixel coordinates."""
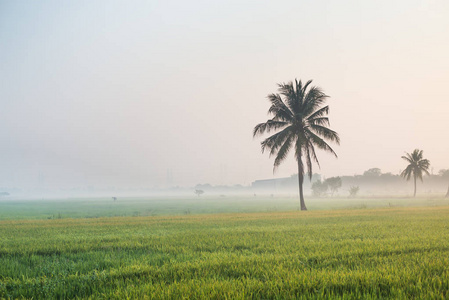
[
  {"left": 2, "top": 3, "right": 449, "bottom": 298},
  {"left": 1, "top": 0, "right": 449, "bottom": 193}
]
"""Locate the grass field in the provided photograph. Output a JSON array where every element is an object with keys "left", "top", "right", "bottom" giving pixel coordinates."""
[
  {"left": 1, "top": 198, "right": 449, "bottom": 299},
  {"left": 0, "top": 195, "right": 447, "bottom": 220}
]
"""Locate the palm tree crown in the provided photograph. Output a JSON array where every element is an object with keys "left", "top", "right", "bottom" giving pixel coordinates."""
[
  {"left": 400, "top": 149, "right": 430, "bottom": 197},
  {"left": 253, "top": 79, "right": 339, "bottom": 210}
]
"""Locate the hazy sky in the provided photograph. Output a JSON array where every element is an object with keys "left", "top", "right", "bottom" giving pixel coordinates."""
[{"left": 1, "top": 0, "right": 448, "bottom": 189}]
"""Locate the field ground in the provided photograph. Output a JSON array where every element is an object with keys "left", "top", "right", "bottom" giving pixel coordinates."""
[
  {"left": 0, "top": 198, "right": 449, "bottom": 299},
  {"left": 0, "top": 195, "right": 448, "bottom": 220}
]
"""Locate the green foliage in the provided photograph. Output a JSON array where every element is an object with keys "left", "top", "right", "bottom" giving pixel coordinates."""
[
  {"left": 311, "top": 180, "right": 328, "bottom": 197},
  {"left": 401, "top": 149, "right": 431, "bottom": 197},
  {"left": 401, "top": 150, "right": 430, "bottom": 182},
  {"left": 253, "top": 79, "right": 340, "bottom": 210},
  {"left": 195, "top": 189, "right": 205, "bottom": 196},
  {"left": 348, "top": 186, "right": 360, "bottom": 198},
  {"left": 1, "top": 207, "right": 449, "bottom": 298},
  {"left": 363, "top": 168, "right": 381, "bottom": 177},
  {"left": 439, "top": 169, "right": 449, "bottom": 178},
  {"left": 325, "top": 177, "right": 342, "bottom": 196}
]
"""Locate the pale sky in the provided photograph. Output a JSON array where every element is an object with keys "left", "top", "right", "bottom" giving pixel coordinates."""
[{"left": 1, "top": 0, "right": 448, "bottom": 189}]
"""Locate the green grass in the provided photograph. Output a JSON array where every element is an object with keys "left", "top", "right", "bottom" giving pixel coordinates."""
[
  {"left": 0, "top": 195, "right": 447, "bottom": 220},
  {"left": 1, "top": 205, "right": 449, "bottom": 299}
]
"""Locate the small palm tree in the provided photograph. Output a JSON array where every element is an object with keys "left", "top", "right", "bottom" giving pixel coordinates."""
[
  {"left": 253, "top": 79, "right": 340, "bottom": 210},
  {"left": 400, "top": 149, "right": 430, "bottom": 197}
]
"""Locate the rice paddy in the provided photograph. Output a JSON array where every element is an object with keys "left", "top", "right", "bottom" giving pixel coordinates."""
[{"left": 1, "top": 197, "right": 448, "bottom": 299}]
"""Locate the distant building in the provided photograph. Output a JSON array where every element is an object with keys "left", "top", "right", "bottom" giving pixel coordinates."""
[
  {"left": 251, "top": 174, "right": 321, "bottom": 193},
  {"left": 252, "top": 178, "right": 287, "bottom": 191}
]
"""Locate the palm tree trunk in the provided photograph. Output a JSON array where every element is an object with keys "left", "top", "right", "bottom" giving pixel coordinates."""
[
  {"left": 297, "top": 159, "right": 307, "bottom": 211},
  {"left": 413, "top": 175, "right": 417, "bottom": 197}
]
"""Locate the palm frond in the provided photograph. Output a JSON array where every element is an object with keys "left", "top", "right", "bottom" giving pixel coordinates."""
[
  {"left": 298, "top": 79, "right": 313, "bottom": 105},
  {"left": 401, "top": 150, "right": 431, "bottom": 182},
  {"left": 267, "top": 94, "right": 293, "bottom": 122},
  {"left": 307, "top": 140, "right": 320, "bottom": 167},
  {"left": 260, "top": 126, "right": 293, "bottom": 156},
  {"left": 309, "top": 124, "right": 340, "bottom": 145},
  {"left": 253, "top": 120, "right": 288, "bottom": 137},
  {"left": 273, "top": 134, "right": 294, "bottom": 171},
  {"left": 304, "top": 144, "right": 314, "bottom": 180},
  {"left": 308, "top": 117, "right": 330, "bottom": 126},
  {"left": 254, "top": 78, "right": 338, "bottom": 185},
  {"left": 400, "top": 165, "right": 413, "bottom": 180},
  {"left": 401, "top": 155, "right": 413, "bottom": 164},
  {"left": 278, "top": 82, "right": 297, "bottom": 111},
  {"left": 307, "top": 105, "right": 329, "bottom": 120},
  {"left": 302, "top": 86, "right": 329, "bottom": 116},
  {"left": 304, "top": 129, "right": 338, "bottom": 158}
]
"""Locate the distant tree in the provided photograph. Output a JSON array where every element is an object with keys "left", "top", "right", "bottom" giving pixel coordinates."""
[
  {"left": 112, "top": 197, "right": 117, "bottom": 202},
  {"left": 380, "top": 172, "right": 395, "bottom": 178},
  {"left": 325, "top": 177, "right": 342, "bottom": 196},
  {"left": 0, "top": 192, "right": 9, "bottom": 197},
  {"left": 439, "top": 169, "right": 449, "bottom": 198},
  {"left": 311, "top": 180, "right": 328, "bottom": 197},
  {"left": 400, "top": 149, "right": 430, "bottom": 197},
  {"left": 194, "top": 189, "right": 204, "bottom": 197},
  {"left": 363, "top": 168, "right": 381, "bottom": 177},
  {"left": 195, "top": 184, "right": 212, "bottom": 190},
  {"left": 253, "top": 79, "right": 340, "bottom": 210},
  {"left": 348, "top": 186, "right": 360, "bottom": 198}
]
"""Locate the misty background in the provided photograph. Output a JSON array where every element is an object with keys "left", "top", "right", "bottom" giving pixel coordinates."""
[{"left": 1, "top": 0, "right": 448, "bottom": 193}]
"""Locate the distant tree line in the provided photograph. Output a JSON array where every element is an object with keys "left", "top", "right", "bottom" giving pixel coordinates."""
[
  {"left": 337, "top": 167, "right": 448, "bottom": 197},
  {"left": 311, "top": 177, "right": 342, "bottom": 197},
  {"left": 307, "top": 158, "right": 448, "bottom": 198}
]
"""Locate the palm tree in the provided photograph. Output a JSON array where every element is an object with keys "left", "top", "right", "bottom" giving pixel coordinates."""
[
  {"left": 253, "top": 79, "right": 340, "bottom": 210},
  {"left": 400, "top": 149, "right": 430, "bottom": 197}
]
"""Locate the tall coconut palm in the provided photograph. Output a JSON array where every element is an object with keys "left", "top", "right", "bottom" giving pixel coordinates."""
[
  {"left": 400, "top": 149, "right": 430, "bottom": 197},
  {"left": 253, "top": 79, "right": 340, "bottom": 210}
]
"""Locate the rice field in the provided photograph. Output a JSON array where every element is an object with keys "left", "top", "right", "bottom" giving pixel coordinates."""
[
  {"left": 0, "top": 195, "right": 447, "bottom": 220},
  {"left": 1, "top": 201, "right": 448, "bottom": 299}
]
